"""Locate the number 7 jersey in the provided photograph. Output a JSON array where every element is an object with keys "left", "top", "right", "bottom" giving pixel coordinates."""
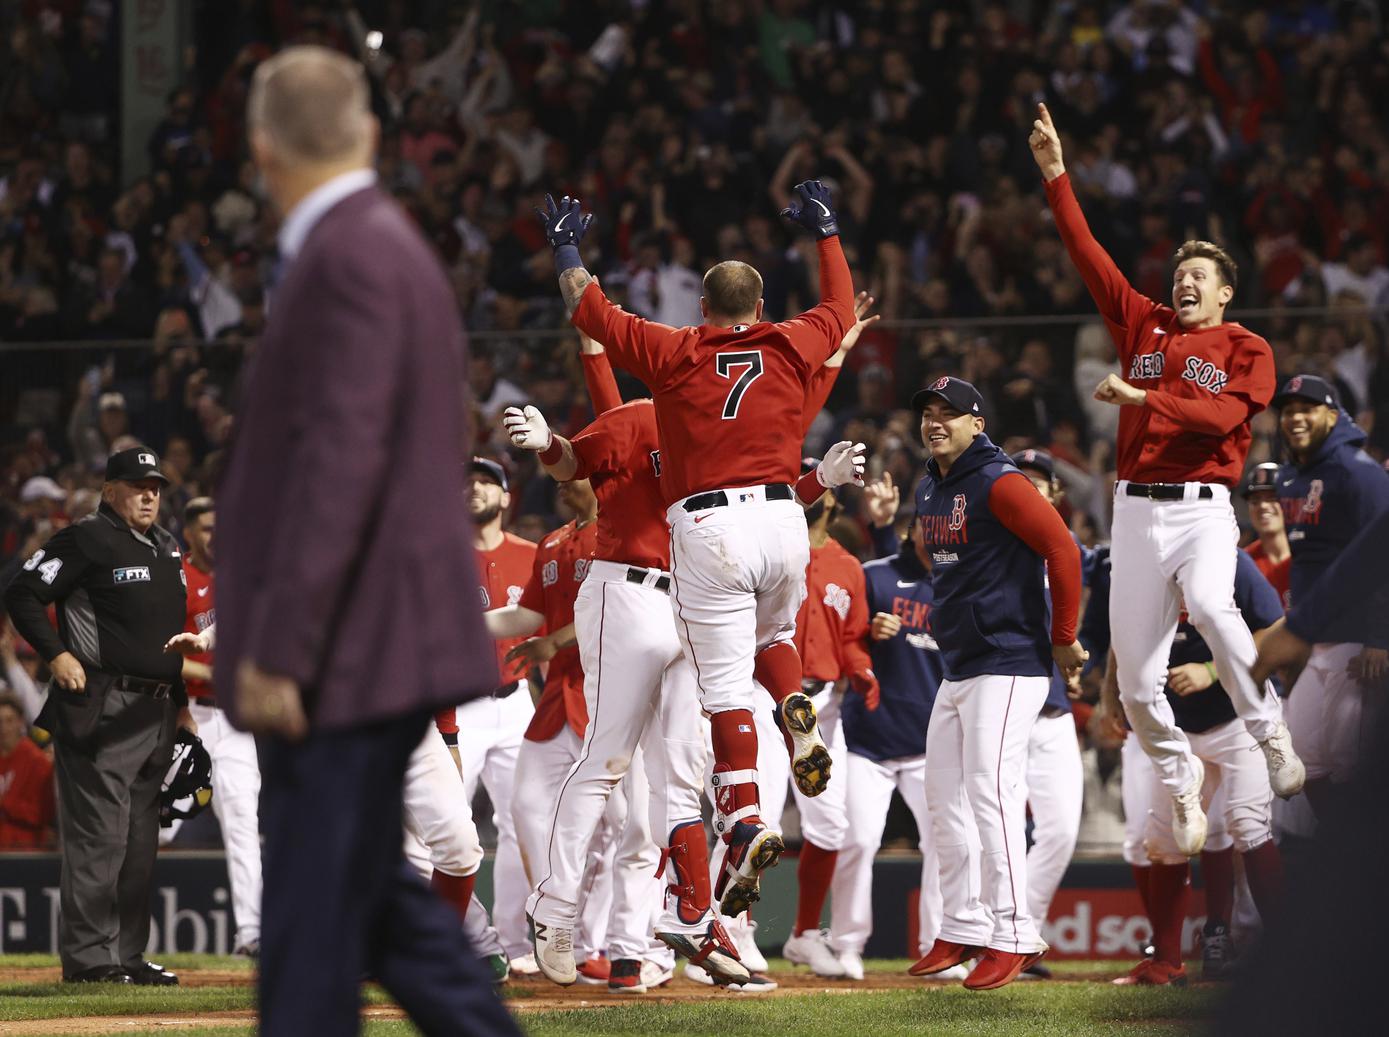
[{"left": 569, "top": 238, "right": 856, "bottom": 505}]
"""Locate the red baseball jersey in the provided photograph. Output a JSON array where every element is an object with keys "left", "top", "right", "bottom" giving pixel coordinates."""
[
  {"left": 521, "top": 519, "right": 598, "bottom": 743},
  {"left": 1244, "top": 540, "right": 1292, "bottom": 611},
  {"left": 795, "top": 538, "right": 873, "bottom": 683},
  {"left": 1046, "top": 173, "right": 1275, "bottom": 487},
  {"left": 181, "top": 558, "right": 216, "bottom": 701},
  {"left": 570, "top": 237, "right": 856, "bottom": 504},
  {"left": 0, "top": 738, "right": 55, "bottom": 849},
  {"left": 571, "top": 400, "right": 670, "bottom": 571}
]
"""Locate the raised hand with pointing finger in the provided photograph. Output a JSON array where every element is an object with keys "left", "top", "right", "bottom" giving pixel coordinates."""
[{"left": 1028, "top": 102, "right": 1065, "bottom": 182}]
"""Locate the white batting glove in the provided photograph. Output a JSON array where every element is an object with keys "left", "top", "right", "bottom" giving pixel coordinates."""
[
  {"left": 502, "top": 405, "right": 553, "bottom": 452},
  {"left": 818, "top": 441, "right": 866, "bottom": 488}
]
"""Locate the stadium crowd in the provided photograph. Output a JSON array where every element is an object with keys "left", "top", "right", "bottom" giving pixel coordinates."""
[{"left": 1, "top": 0, "right": 1387, "bottom": 851}]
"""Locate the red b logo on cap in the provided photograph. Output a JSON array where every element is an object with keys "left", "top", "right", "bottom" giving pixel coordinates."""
[
  {"left": 1288, "top": 376, "right": 1303, "bottom": 392},
  {"left": 931, "top": 376, "right": 950, "bottom": 391}
]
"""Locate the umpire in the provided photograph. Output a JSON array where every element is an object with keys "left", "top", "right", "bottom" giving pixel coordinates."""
[{"left": 3, "top": 447, "right": 188, "bottom": 985}]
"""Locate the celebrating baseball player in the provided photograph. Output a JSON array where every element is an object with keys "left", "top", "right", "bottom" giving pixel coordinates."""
[
  {"left": 1031, "top": 101, "right": 1303, "bottom": 859},
  {"left": 909, "top": 376, "right": 1085, "bottom": 990},
  {"left": 534, "top": 178, "right": 859, "bottom": 919},
  {"left": 1241, "top": 463, "right": 1292, "bottom": 609},
  {"left": 1268, "top": 375, "right": 1389, "bottom": 814}
]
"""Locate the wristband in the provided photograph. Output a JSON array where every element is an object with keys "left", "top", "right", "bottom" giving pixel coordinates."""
[
  {"left": 1203, "top": 661, "right": 1219, "bottom": 684},
  {"left": 538, "top": 436, "right": 563, "bottom": 465},
  {"left": 440, "top": 731, "right": 459, "bottom": 747},
  {"left": 553, "top": 244, "right": 582, "bottom": 275}
]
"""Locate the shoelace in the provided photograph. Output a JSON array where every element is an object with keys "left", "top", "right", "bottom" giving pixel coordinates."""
[
  {"left": 1174, "top": 786, "right": 1198, "bottom": 824},
  {"left": 550, "top": 929, "right": 573, "bottom": 954},
  {"left": 1255, "top": 736, "right": 1288, "bottom": 768}
]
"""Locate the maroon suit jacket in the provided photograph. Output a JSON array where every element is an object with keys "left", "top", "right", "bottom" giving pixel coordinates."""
[{"left": 215, "top": 185, "right": 499, "bottom": 730}]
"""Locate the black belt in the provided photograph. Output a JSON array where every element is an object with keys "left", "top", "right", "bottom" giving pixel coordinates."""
[
  {"left": 1124, "top": 482, "right": 1214, "bottom": 501},
  {"left": 682, "top": 484, "right": 794, "bottom": 512},
  {"left": 492, "top": 680, "right": 520, "bottom": 699},
  {"left": 1040, "top": 704, "right": 1070, "bottom": 720},
  {"left": 802, "top": 679, "right": 832, "bottom": 695},
  {"left": 111, "top": 674, "right": 175, "bottom": 699},
  {"left": 624, "top": 566, "right": 671, "bottom": 593},
  {"left": 191, "top": 693, "right": 218, "bottom": 709}
]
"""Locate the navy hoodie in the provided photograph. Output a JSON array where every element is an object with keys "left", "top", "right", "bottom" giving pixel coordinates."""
[
  {"left": 1278, "top": 412, "right": 1389, "bottom": 646},
  {"left": 915, "top": 433, "right": 1052, "bottom": 680}
]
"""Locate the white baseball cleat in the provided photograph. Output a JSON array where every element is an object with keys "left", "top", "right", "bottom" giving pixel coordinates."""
[
  {"left": 732, "top": 920, "right": 769, "bottom": 973},
  {"left": 507, "top": 952, "right": 540, "bottom": 976},
  {"left": 1172, "top": 755, "right": 1208, "bottom": 856},
  {"left": 838, "top": 949, "right": 865, "bottom": 981},
  {"left": 683, "top": 961, "right": 779, "bottom": 992},
  {"left": 640, "top": 960, "right": 675, "bottom": 989},
  {"left": 783, "top": 929, "right": 848, "bottom": 977},
  {"left": 530, "top": 919, "right": 577, "bottom": 985},
  {"left": 1257, "top": 721, "right": 1305, "bottom": 799},
  {"left": 915, "top": 963, "right": 970, "bottom": 982}
]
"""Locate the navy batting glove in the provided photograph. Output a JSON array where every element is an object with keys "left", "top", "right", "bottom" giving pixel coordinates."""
[
  {"left": 535, "top": 193, "right": 593, "bottom": 249},
  {"left": 780, "top": 179, "right": 839, "bottom": 239}
]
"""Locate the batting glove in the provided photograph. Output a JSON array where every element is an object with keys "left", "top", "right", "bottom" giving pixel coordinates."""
[
  {"left": 534, "top": 193, "right": 593, "bottom": 249},
  {"left": 780, "top": 179, "right": 839, "bottom": 239},
  {"left": 817, "top": 441, "right": 866, "bottom": 488},
  {"left": 849, "top": 669, "right": 881, "bottom": 711},
  {"left": 502, "top": 405, "right": 553, "bottom": 452}
]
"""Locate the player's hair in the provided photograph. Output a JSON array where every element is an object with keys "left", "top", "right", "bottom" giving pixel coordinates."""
[
  {"left": 0, "top": 691, "right": 24, "bottom": 719},
  {"left": 247, "top": 46, "right": 371, "bottom": 165},
  {"left": 1173, "top": 240, "right": 1238, "bottom": 294},
  {"left": 185, "top": 497, "right": 215, "bottom": 525},
  {"left": 702, "top": 261, "right": 763, "bottom": 321}
]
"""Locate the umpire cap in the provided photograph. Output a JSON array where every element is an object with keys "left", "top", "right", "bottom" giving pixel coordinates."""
[
  {"left": 912, "top": 376, "right": 983, "bottom": 416},
  {"left": 104, "top": 447, "right": 170, "bottom": 485},
  {"left": 1242, "top": 462, "right": 1281, "bottom": 498}
]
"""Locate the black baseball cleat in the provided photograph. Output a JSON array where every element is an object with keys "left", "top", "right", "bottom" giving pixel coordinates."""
[
  {"left": 64, "top": 965, "right": 133, "bottom": 984},
  {"left": 777, "top": 693, "right": 832, "bottom": 797},
  {"left": 127, "top": 960, "right": 179, "bottom": 986},
  {"left": 714, "top": 819, "right": 785, "bottom": 916}
]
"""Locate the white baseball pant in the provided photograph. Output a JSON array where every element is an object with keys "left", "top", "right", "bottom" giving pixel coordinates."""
[
  {"left": 1110, "top": 486, "right": 1283, "bottom": 796},
  {"left": 454, "top": 686, "right": 533, "bottom": 958},
  {"left": 1121, "top": 731, "right": 1231, "bottom": 867},
  {"left": 790, "top": 683, "right": 849, "bottom": 852},
  {"left": 188, "top": 701, "right": 263, "bottom": 951},
  {"left": 830, "top": 751, "right": 948, "bottom": 957},
  {"left": 400, "top": 727, "right": 483, "bottom": 879},
  {"left": 1024, "top": 710, "right": 1084, "bottom": 925},
  {"left": 667, "top": 489, "right": 810, "bottom": 715},
  {"left": 1144, "top": 718, "right": 1272, "bottom": 865},
  {"left": 1286, "top": 642, "right": 1379, "bottom": 784},
  {"left": 925, "top": 673, "right": 1048, "bottom": 955},
  {"left": 528, "top": 562, "right": 706, "bottom": 946}
]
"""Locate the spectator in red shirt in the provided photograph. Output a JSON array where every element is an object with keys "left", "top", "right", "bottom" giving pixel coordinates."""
[{"left": 0, "top": 691, "right": 55, "bottom": 849}]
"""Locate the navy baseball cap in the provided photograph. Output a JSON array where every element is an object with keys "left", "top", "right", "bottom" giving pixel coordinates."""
[
  {"left": 1242, "top": 462, "right": 1281, "bottom": 498},
  {"left": 469, "top": 456, "right": 509, "bottom": 491},
  {"left": 1273, "top": 374, "right": 1338, "bottom": 409},
  {"left": 912, "top": 376, "right": 983, "bottom": 416},
  {"left": 1010, "top": 448, "right": 1056, "bottom": 482},
  {"left": 104, "top": 447, "right": 169, "bottom": 485}
]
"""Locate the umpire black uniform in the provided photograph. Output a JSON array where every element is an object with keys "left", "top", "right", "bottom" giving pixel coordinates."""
[{"left": 3, "top": 447, "right": 187, "bottom": 985}]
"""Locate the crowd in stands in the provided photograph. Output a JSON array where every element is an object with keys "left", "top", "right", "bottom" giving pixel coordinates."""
[{"left": 2, "top": 5, "right": 1388, "bottom": 831}]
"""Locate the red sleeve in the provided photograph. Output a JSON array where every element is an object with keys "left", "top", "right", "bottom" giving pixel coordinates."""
[
  {"left": 801, "top": 362, "right": 844, "bottom": 435},
  {"left": 572, "top": 282, "right": 684, "bottom": 389},
  {"left": 1, "top": 751, "right": 54, "bottom": 829},
  {"left": 519, "top": 553, "right": 546, "bottom": 615},
  {"left": 794, "top": 468, "right": 825, "bottom": 505},
  {"left": 1043, "top": 173, "right": 1160, "bottom": 363},
  {"left": 570, "top": 405, "right": 639, "bottom": 481},
  {"left": 839, "top": 561, "right": 874, "bottom": 678},
  {"left": 1142, "top": 338, "right": 1275, "bottom": 435},
  {"left": 434, "top": 706, "right": 459, "bottom": 737},
  {"left": 988, "top": 473, "right": 1081, "bottom": 645},
  {"left": 775, "top": 237, "right": 856, "bottom": 367},
  {"left": 580, "top": 351, "right": 623, "bottom": 415}
]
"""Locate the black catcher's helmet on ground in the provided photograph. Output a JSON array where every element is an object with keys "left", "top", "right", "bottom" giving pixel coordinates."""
[{"left": 160, "top": 728, "right": 214, "bottom": 827}]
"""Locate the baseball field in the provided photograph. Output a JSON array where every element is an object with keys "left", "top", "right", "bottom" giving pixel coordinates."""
[{"left": 0, "top": 954, "right": 1218, "bottom": 1035}]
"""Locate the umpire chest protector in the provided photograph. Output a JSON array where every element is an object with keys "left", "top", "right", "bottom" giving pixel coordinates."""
[{"left": 915, "top": 434, "right": 1051, "bottom": 681}]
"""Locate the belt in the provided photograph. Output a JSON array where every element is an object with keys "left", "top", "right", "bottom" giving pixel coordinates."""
[
  {"left": 111, "top": 674, "right": 175, "bottom": 700},
  {"left": 492, "top": 680, "right": 520, "bottom": 700},
  {"left": 191, "top": 693, "right": 219, "bottom": 709},
  {"left": 624, "top": 566, "right": 671, "bottom": 593},
  {"left": 682, "top": 483, "right": 794, "bottom": 512},
  {"left": 1040, "top": 704, "right": 1070, "bottom": 719},
  {"left": 1123, "top": 482, "right": 1214, "bottom": 501},
  {"left": 801, "top": 679, "right": 833, "bottom": 695}
]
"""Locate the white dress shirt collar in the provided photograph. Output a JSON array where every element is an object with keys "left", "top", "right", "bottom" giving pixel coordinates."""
[{"left": 276, "top": 168, "right": 378, "bottom": 262}]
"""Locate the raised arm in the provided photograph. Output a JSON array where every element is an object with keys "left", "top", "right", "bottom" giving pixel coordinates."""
[
  {"left": 778, "top": 180, "right": 857, "bottom": 362},
  {"left": 578, "top": 330, "right": 623, "bottom": 414},
  {"left": 502, "top": 405, "right": 578, "bottom": 482},
  {"left": 802, "top": 291, "right": 880, "bottom": 430},
  {"left": 1029, "top": 103, "right": 1157, "bottom": 344}
]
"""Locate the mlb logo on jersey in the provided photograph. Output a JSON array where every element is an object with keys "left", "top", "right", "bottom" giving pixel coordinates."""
[{"left": 113, "top": 566, "right": 151, "bottom": 583}]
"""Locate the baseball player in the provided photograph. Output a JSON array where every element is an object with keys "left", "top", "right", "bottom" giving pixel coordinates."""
[
  {"left": 1031, "top": 102, "right": 1303, "bottom": 858},
  {"left": 163, "top": 498, "right": 262, "bottom": 958},
  {"left": 833, "top": 515, "right": 952, "bottom": 981},
  {"left": 1007, "top": 452, "right": 1090, "bottom": 955},
  {"left": 780, "top": 467, "right": 880, "bottom": 978},
  {"left": 1241, "top": 463, "right": 1292, "bottom": 608},
  {"left": 460, "top": 457, "right": 538, "bottom": 970},
  {"left": 909, "top": 376, "right": 1085, "bottom": 991},
  {"left": 1270, "top": 375, "right": 1389, "bottom": 815},
  {"left": 536, "top": 179, "right": 858, "bottom": 917}
]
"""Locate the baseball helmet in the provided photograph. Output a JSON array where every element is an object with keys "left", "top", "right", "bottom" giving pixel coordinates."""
[
  {"left": 1242, "top": 462, "right": 1280, "bottom": 498},
  {"left": 159, "top": 728, "right": 214, "bottom": 828}
]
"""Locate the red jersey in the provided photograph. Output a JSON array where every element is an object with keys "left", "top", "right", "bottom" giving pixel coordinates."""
[
  {"left": 1244, "top": 540, "right": 1293, "bottom": 611},
  {"left": 571, "top": 237, "right": 856, "bottom": 504},
  {"left": 795, "top": 539, "right": 873, "bottom": 683},
  {"left": 1046, "top": 173, "right": 1275, "bottom": 487},
  {"left": 0, "top": 738, "right": 55, "bottom": 849},
  {"left": 181, "top": 558, "right": 216, "bottom": 700},
  {"left": 571, "top": 401, "right": 670, "bottom": 571},
  {"left": 521, "top": 519, "right": 598, "bottom": 743}
]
